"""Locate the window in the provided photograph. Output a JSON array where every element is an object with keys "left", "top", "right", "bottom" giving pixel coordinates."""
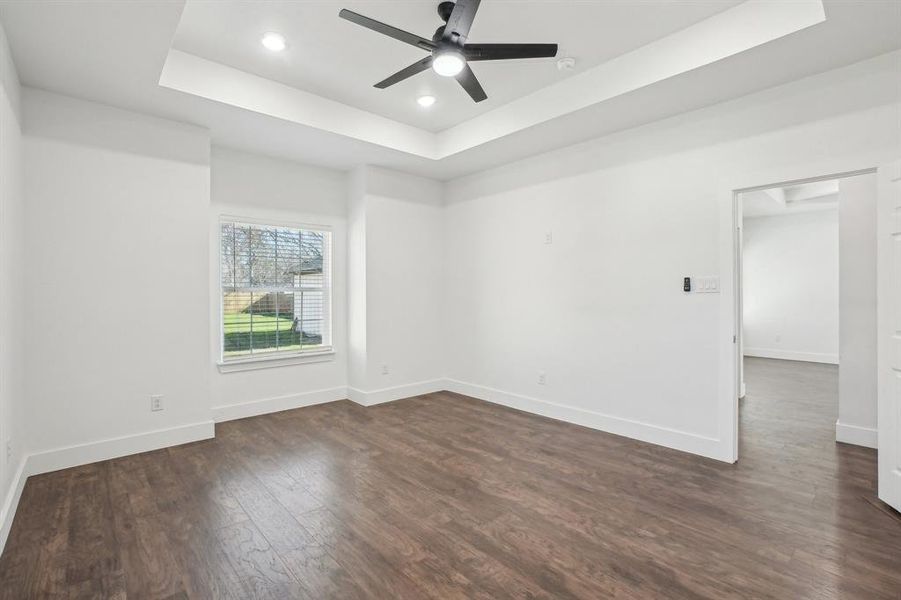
[{"left": 219, "top": 219, "right": 331, "bottom": 362}]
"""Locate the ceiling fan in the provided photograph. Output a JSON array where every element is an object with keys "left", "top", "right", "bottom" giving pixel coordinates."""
[{"left": 338, "top": 0, "right": 558, "bottom": 103}]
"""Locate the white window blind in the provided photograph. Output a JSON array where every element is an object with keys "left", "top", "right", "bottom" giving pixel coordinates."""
[{"left": 220, "top": 220, "right": 332, "bottom": 361}]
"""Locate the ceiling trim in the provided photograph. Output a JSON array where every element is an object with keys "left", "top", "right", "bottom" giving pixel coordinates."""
[{"left": 159, "top": 49, "right": 437, "bottom": 158}]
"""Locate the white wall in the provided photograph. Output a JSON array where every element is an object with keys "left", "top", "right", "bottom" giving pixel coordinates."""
[
  {"left": 209, "top": 147, "right": 348, "bottom": 421},
  {"left": 444, "top": 153, "right": 724, "bottom": 455},
  {"left": 443, "top": 53, "right": 900, "bottom": 460},
  {"left": 0, "top": 19, "right": 25, "bottom": 550},
  {"left": 210, "top": 158, "right": 445, "bottom": 414},
  {"left": 347, "top": 166, "right": 445, "bottom": 405},
  {"left": 15, "top": 94, "right": 448, "bottom": 467},
  {"left": 347, "top": 168, "right": 368, "bottom": 392},
  {"left": 209, "top": 156, "right": 445, "bottom": 415},
  {"left": 837, "top": 173, "right": 878, "bottom": 447},
  {"left": 743, "top": 209, "right": 839, "bottom": 364},
  {"left": 23, "top": 89, "right": 213, "bottom": 467}
]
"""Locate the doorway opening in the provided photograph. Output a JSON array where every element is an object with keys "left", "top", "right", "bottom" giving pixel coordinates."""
[{"left": 735, "top": 172, "right": 878, "bottom": 463}]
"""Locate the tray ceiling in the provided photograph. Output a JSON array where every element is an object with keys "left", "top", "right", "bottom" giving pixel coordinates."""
[{"left": 171, "top": 0, "right": 743, "bottom": 133}]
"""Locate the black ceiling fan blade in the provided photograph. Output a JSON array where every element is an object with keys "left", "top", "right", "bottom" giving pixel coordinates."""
[
  {"left": 339, "top": 9, "right": 436, "bottom": 51},
  {"left": 374, "top": 56, "right": 433, "bottom": 89},
  {"left": 464, "top": 43, "right": 558, "bottom": 61},
  {"left": 455, "top": 63, "right": 487, "bottom": 102},
  {"left": 443, "top": 0, "right": 481, "bottom": 44}
]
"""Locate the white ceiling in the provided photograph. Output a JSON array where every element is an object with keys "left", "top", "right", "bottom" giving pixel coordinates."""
[
  {"left": 160, "top": 0, "right": 831, "bottom": 160},
  {"left": 743, "top": 180, "right": 839, "bottom": 218},
  {"left": 171, "top": 0, "right": 741, "bottom": 132},
  {"left": 0, "top": 0, "right": 899, "bottom": 180}
]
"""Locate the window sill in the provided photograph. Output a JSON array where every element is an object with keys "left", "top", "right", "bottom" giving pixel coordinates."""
[{"left": 217, "top": 349, "right": 336, "bottom": 373}]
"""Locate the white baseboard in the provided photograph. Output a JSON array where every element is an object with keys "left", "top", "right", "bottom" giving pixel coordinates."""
[
  {"left": 349, "top": 379, "right": 445, "bottom": 407},
  {"left": 443, "top": 379, "right": 728, "bottom": 461},
  {"left": 0, "top": 457, "right": 28, "bottom": 557},
  {"left": 346, "top": 386, "right": 366, "bottom": 405},
  {"left": 26, "top": 420, "right": 215, "bottom": 477},
  {"left": 835, "top": 420, "right": 878, "bottom": 448},
  {"left": 212, "top": 386, "right": 347, "bottom": 423},
  {"left": 744, "top": 348, "right": 839, "bottom": 364}
]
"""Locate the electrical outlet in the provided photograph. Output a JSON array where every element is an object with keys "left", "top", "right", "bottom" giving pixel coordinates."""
[
  {"left": 5, "top": 440, "right": 11, "bottom": 464},
  {"left": 381, "top": 364, "right": 389, "bottom": 375},
  {"left": 544, "top": 231, "right": 553, "bottom": 245},
  {"left": 537, "top": 371, "right": 547, "bottom": 385},
  {"left": 150, "top": 394, "right": 164, "bottom": 412}
]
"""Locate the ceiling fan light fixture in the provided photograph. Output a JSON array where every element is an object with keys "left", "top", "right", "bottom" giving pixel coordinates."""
[
  {"left": 417, "top": 95, "right": 437, "bottom": 107},
  {"left": 338, "top": 3, "right": 558, "bottom": 103},
  {"left": 261, "top": 32, "right": 287, "bottom": 52},
  {"left": 432, "top": 50, "right": 465, "bottom": 77}
]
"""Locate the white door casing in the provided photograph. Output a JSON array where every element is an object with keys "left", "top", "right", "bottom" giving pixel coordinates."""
[{"left": 877, "top": 159, "right": 901, "bottom": 512}]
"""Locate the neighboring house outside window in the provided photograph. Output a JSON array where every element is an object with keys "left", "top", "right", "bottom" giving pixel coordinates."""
[{"left": 219, "top": 219, "right": 331, "bottom": 361}]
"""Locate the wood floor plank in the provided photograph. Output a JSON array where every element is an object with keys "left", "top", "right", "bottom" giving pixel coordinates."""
[
  {"left": 0, "top": 472, "right": 72, "bottom": 599},
  {"left": 298, "top": 506, "right": 436, "bottom": 600},
  {"left": 110, "top": 492, "right": 187, "bottom": 599},
  {"left": 164, "top": 442, "right": 250, "bottom": 530},
  {"left": 0, "top": 358, "right": 899, "bottom": 598},
  {"left": 214, "top": 519, "right": 305, "bottom": 600},
  {"left": 64, "top": 463, "right": 127, "bottom": 600}
]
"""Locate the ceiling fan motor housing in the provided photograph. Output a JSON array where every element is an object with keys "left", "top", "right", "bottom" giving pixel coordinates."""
[{"left": 438, "top": 1, "right": 456, "bottom": 23}]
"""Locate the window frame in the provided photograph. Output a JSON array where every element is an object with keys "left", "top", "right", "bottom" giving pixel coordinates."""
[{"left": 217, "top": 215, "right": 334, "bottom": 369}]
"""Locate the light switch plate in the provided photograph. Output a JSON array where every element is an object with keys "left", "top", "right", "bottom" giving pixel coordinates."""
[{"left": 693, "top": 276, "right": 720, "bottom": 293}]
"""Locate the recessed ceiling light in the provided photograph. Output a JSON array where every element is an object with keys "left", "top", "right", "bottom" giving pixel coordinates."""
[
  {"left": 432, "top": 50, "right": 465, "bottom": 77},
  {"left": 261, "top": 32, "right": 287, "bottom": 52},
  {"left": 417, "top": 95, "right": 436, "bottom": 108}
]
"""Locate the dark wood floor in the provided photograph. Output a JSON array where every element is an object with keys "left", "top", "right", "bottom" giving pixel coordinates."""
[{"left": 1, "top": 358, "right": 899, "bottom": 599}]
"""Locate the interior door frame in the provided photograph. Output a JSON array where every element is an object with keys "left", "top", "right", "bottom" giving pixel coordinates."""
[
  {"left": 876, "top": 159, "right": 901, "bottom": 511},
  {"left": 717, "top": 159, "right": 883, "bottom": 464}
]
